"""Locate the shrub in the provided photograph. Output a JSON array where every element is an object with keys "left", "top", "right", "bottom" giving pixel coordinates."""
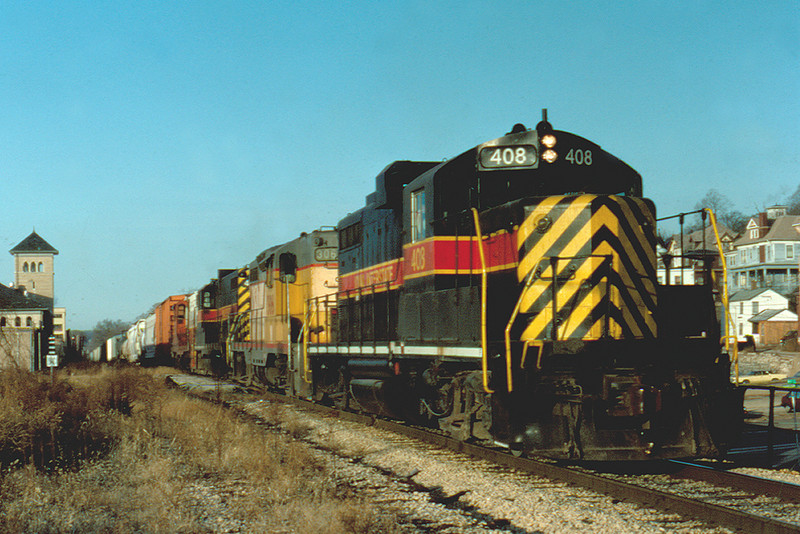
[{"left": 0, "top": 367, "right": 406, "bottom": 532}]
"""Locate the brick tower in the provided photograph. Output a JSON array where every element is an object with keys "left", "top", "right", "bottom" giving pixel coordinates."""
[{"left": 9, "top": 231, "right": 58, "bottom": 307}]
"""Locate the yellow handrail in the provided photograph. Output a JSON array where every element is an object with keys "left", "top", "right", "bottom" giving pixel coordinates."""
[
  {"left": 520, "top": 340, "right": 544, "bottom": 370},
  {"left": 705, "top": 208, "right": 739, "bottom": 383},
  {"left": 302, "top": 299, "right": 312, "bottom": 384},
  {"left": 503, "top": 269, "right": 542, "bottom": 392},
  {"left": 471, "top": 208, "right": 494, "bottom": 394}
]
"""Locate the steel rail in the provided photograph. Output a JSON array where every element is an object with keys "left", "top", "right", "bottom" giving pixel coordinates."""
[{"left": 666, "top": 459, "right": 800, "bottom": 503}]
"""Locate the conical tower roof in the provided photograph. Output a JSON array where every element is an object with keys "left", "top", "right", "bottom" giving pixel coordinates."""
[{"left": 9, "top": 231, "right": 59, "bottom": 255}]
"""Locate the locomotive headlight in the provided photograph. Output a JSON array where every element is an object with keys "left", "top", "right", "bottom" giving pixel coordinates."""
[
  {"left": 542, "top": 149, "right": 558, "bottom": 163},
  {"left": 541, "top": 134, "right": 556, "bottom": 148}
]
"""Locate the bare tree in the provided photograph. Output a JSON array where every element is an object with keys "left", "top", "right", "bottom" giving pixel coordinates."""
[
  {"left": 786, "top": 184, "right": 800, "bottom": 215},
  {"left": 86, "top": 319, "right": 129, "bottom": 353},
  {"left": 694, "top": 189, "right": 733, "bottom": 215},
  {"left": 692, "top": 189, "right": 748, "bottom": 233}
]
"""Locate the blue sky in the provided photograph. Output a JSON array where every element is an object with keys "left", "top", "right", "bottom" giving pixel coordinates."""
[{"left": 1, "top": 1, "right": 797, "bottom": 330}]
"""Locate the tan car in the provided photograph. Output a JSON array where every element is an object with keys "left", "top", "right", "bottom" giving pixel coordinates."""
[{"left": 739, "top": 370, "right": 788, "bottom": 385}]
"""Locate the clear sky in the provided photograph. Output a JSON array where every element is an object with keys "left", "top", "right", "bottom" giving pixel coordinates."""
[{"left": 1, "top": 1, "right": 797, "bottom": 330}]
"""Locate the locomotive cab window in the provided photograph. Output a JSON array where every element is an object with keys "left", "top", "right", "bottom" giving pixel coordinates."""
[
  {"left": 410, "top": 188, "right": 426, "bottom": 243},
  {"left": 279, "top": 252, "right": 297, "bottom": 283},
  {"left": 339, "top": 222, "right": 363, "bottom": 250}
]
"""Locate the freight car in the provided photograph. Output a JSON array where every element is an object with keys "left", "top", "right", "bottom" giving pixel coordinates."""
[
  {"left": 119, "top": 318, "right": 145, "bottom": 363},
  {"left": 129, "top": 295, "right": 189, "bottom": 366}
]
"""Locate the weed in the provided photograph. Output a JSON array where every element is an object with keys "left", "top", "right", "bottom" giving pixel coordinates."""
[{"left": 0, "top": 366, "right": 407, "bottom": 533}]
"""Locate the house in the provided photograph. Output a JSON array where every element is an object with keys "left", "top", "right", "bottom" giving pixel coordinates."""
[
  {"left": 658, "top": 223, "right": 736, "bottom": 287},
  {"left": 0, "top": 283, "right": 50, "bottom": 370},
  {"left": 748, "top": 308, "right": 798, "bottom": 345},
  {"left": 728, "top": 288, "right": 792, "bottom": 343},
  {"left": 0, "top": 231, "right": 60, "bottom": 370},
  {"left": 726, "top": 206, "right": 800, "bottom": 296}
]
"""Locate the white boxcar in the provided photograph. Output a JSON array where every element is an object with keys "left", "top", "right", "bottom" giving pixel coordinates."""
[
  {"left": 143, "top": 313, "right": 156, "bottom": 360},
  {"left": 121, "top": 319, "right": 146, "bottom": 362}
]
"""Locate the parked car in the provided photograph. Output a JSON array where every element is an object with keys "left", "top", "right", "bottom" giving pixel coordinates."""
[
  {"left": 781, "top": 390, "right": 800, "bottom": 412},
  {"left": 739, "top": 370, "right": 788, "bottom": 385}
]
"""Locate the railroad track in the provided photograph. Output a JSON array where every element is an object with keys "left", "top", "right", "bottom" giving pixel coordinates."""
[
  {"left": 170, "top": 374, "right": 800, "bottom": 533},
  {"left": 665, "top": 459, "right": 800, "bottom": 503}
]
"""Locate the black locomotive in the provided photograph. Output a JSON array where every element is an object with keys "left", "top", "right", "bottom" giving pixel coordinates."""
[
  {"left": 137, "top": 111, "right": 741, "bottom": 461},
  {"left": 305, "top": 112, "right": 740, "bottom": 460}
]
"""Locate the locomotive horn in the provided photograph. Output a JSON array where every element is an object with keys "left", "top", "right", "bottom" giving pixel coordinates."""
[{"left": 536, "top": 108, "right": 553, "bottom": 136}]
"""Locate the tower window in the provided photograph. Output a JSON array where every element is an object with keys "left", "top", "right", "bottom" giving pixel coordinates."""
[
  {"left": 23, "top": 263, "right": 28, "bottom": 272},
  {"left": 38, "top": 262, "right": 43, "bottom": 272},
  {"left": 26, "top": 317, "right": 32, "bottom": 327},
  {"left": 15, "top": 317, "right": 21, "bottom": 327}
]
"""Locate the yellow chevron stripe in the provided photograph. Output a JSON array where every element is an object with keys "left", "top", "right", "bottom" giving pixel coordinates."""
[
  {"left": 610, "top": 197, "right": 657, "bottom": 266},
  {"left": 517, "top": 196, "right": 565, "bottom": 246},
  {"left": 592, "top": 240, "right": 655, "bottom": 335},
  {"left": 519, "top": 199, "right": 608, "bottom": 312},
  {"left": 237, "top": 269, "right": 250, "bottom": 341},
  {"left": 517, "top": 196, "right": 596, "bottom": 282},
  {"left": 517, "top": 196, "right": 657, "bottom": 341},
  {"left": 606, "top": 198, "right": 657, "bottom": 279},
  {"left": 557, "top": 282, "right": 607, "bottom": 339},
  {"left": 520, "top": 205, "right": 655, "bottom": 317},
  {"left": 518, "top": 199, "right": 593, "bottom": 285},
  {"left": 592, "top": 206, "right": 656, "bottom": 300},
  {"left": 519, "top": 254, "right": 594, "bottom": 315},
  {"left": 521, "top": 281, "right": 604, "bottom": 340}
]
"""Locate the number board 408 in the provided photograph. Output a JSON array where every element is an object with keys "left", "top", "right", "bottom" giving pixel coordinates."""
[
  {"left": 564, "top": 148, "right": 592, "bottom": 165},
  {"left": 479, "top": 145, "right": 538, "bottom": 169}
]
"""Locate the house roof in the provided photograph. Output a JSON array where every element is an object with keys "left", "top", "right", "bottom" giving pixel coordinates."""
[
  {"left": 734, "top": 215, "right": 800, "bottom": 246},
  {"left": 729, "top": 288, "right": 773, "bottom": 302},
  {"left": 748, "top": 309, "right": 783, "bottom": 322},
  {"left": 9, "top": 231, "right": 59, "bottom": 255},
  {"left": 0, "top": 283, "right": 48, "bottom": 311},
  {"left": 669, "top": 224, "right": 736, "bottom": 252},
  {"left": 748, "top": 308, "right": 799, "bottom": 323}
]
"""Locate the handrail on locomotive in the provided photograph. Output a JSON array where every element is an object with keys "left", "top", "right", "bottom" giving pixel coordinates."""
[{"left": 656, "top": 207, "right": 739, "bottom": 381}]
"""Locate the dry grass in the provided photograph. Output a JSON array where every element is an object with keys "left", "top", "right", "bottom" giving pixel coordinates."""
[{"left": 0, "top": 365, "right": 405, "bottom": 533}]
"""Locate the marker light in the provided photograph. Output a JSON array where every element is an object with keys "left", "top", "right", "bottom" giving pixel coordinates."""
[
  {"left": 541, "top": 134, "right": 556, "bottom": 148},
  {"left": 542, "top": 149, "right": 558, "bottom": 163}
]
